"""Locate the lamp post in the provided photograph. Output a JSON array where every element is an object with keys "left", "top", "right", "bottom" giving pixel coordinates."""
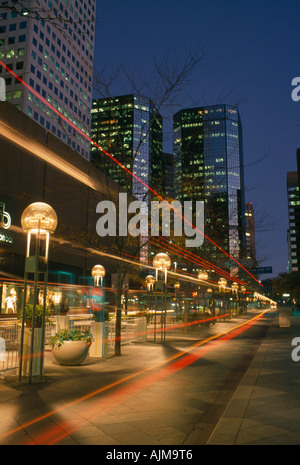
[
  {"left": 90, "top": 264, "right": 109, "bottom": 358},
  {"left": 240, "top": 286, "right": 246, "bottom": 314},
  {"left": 145, "top": 274, "right": 156, "bottom": 292},
  {"left": 231, "top": 282, "right": 238, "bottom": 317},
  {"left": 174, "top": 281, "right": 180, "bottom": 317},
  {"left": 207, "top": 287, "right": 216, "bottom": 323},
  {"left": 198, "top": 270, "right": 208, "bottom": 315},
  {"left": 91, "top": 264, "right": 105, "bottom": 319},
  {"left": 153, "top": 253, "right": 171, "bottom": 343},
  {"left": 91, "top": 264, "right": 105, "bottom": 287},
  {"left": 19, "top": 202, "right": 57, "bottom": 383},
  {"left": 218, "top": 278, "right": 227, "bottom": 319},
  {"left": 145, "top": 274, "right": 155, "bottom": 317}
]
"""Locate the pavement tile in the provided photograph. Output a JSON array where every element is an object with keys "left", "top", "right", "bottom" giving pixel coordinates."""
[
  {"left": 109, "top": 430, "right": 161, "bottom": 445},
  {"left": 1, "top": 309, "right": 300, "bottom": 445}
]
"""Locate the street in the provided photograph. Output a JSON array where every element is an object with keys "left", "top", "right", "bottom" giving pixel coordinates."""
[{"left": 0, "top": 309, "right": 277, "bottom": 446}]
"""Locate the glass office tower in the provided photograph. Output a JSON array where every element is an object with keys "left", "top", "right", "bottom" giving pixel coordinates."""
[
  {"left": 173, "top": 104, "right": 246, "bottom": 269},
  {"left": 91, "top": 94, "right": 164, "bottom": 200},
  {"left": 287, "top": 170, "right": 300, "bottom": 273},
  {"left": 0, "top": 0, "right": 96, "bottom": 160},
  {"left": 91, "top": 94, "right": 163, "bottom": 263}
]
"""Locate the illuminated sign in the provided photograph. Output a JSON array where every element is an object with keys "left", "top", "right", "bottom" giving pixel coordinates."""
[
  {"left": 0, "top": 201, "right": 13, "bottom": 244},
  {"left": 0, "top": 202, "right": 11, "bottom": 229}
]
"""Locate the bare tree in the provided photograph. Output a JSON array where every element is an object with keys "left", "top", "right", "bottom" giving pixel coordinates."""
[{"left": 92, "top": 47, "right": 204, "bottom": 355}]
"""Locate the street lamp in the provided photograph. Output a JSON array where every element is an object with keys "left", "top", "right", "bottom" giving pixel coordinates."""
[
  {"left": 153, "top": 252, "right": 171, "bottom": 283},
  {"left": 91, "top": 264, "right": 106, "bottom": 287},
  {"left": 19, "top": 202, "right": 57, "bottom": 383},
  {"left": 231, "top": 282, "right": 238, "bottom": 316},
  {"left": 174, "top": 281, "right": 180, "bottom": 316},
  {"left": 145, "top": 274, "right": 155, "bottom": 317},
  {"left": 145, "top": 274, "right": 156, "bottom": 292},
  {"left": 153, "top": 253, "right": 171, "bottom": 343},
  {"left": 198, "top": 270, "right": 208, "bottom": 314},
  {"left": 218, "top": 278, "right": 227, "bottom": 291},
  {"left": 218, "top": 278, "right": 227, "bottom": 318},
  {"left": 240, "top": 285, "right": 247, "bottom": 314}
]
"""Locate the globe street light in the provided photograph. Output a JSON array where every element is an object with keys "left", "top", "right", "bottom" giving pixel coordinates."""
[
  {"left": 174, "top": 281, "right": 180, "bottom": 316},
  {"left": 240, "top": 285, "right": 247, "bottom": 314},
  {"left": 231, "top": 282, "right": 239, "bottom": 317},
  {"left": 91, "top": 264, "right": 106, "bottom": 287},
  {"left": 218, "top": 278, "right": 227, "bottom": 319},
  {"left": 153, "top": 252, "right": 171, "bottom": 283},
  {"left": 19, "top": 202, "right": 57, "bottom": 383},
  {"left": 21, "top": 201, "right": 58, "bottom": 261},
  {"left": 198, "top": 270, "right": 208, "bottom": 315},
  {"left": 145, "top": 274, "right": 156, "bottom": 292},
  {"left": 218, "top": 278, "right": 227, "bottom": 291}
]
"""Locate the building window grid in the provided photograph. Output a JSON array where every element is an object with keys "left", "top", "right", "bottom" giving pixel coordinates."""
[{"left": 0, "top": 0, "right": 95, "bottom": 159}]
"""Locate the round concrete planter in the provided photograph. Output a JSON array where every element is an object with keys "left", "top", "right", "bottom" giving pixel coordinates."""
[{"left": 52, "top": 340, "right": 90, "bottom": 366}]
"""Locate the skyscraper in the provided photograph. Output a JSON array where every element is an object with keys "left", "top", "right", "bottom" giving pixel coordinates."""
[
  {"left": 245, "top": 202, "right": 257, "bottom": 269},
  {"left": 287, "top": 169, "right": 300, "bottom": 273},
  {"left": 173, "top": 104, "right": 246, "bottom": 271},
  {"left": 91, "top": 94, "right": 164, "bottom": 200},
  {"left": 0, "top": 0, "right": 96, "bottom": 160},
  {"left": 91, "top": 94, "right": 163, "bottom": 263}
]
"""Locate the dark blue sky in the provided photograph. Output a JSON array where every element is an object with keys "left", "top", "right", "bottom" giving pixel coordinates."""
[{"left": 93, "top": 0, "right": 300, "bottom": 279}]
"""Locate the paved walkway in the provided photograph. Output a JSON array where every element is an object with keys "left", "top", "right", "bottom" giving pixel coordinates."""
[
  {"left": 207, "top": 308, "right": 300, "bottom": 445},
  {"left": 0, "top": 308, "right": 299, "bottom": 445}
]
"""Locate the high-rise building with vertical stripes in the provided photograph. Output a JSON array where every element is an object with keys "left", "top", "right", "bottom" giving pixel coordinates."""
[
  {"left": 91, "top": 94, "right": 164, "bottom": 199},
  {"left": 287, "top": 168, "right": 300, "bottom": 273},
  {"left": 0, "top": 0, "right": 96, "bottom": 160},
  {"left": 173, "top": 104, "right": 246, "bottom": 273}
]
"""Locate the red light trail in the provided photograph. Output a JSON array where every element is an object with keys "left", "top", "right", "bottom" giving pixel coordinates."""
[
  {"left": 149, "top": 236, "right": 249, "bottom": 286},
  {"left": 0, "top": 59, "right": 261, "bottom": 287},
  {"left": 0, "top": 309, "right": 270, "bottom": 445}
]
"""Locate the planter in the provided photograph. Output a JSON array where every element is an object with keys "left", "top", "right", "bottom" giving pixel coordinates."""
[
  {"left": 52, "top": 340, "right": 90, "bottom": 366},
  {"left": 55, "top": 315, "right": 70, "bottom": 332},
  {"left": 22, "top": 327, "right": 43, "bottom": 377},
  {"left": 134, "top": 317, "right": 147, "bottom": 342},
  {"left": 90, "top": 321, "right": 109, "bottom": 358}
]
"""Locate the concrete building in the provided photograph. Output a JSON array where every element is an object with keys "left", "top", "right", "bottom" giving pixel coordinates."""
[
  {"left": 0, "top": 0, "right": 96, "bottom": 160},
  {"left": 0, "top": 100, "right": 134, "bottom": 316}
]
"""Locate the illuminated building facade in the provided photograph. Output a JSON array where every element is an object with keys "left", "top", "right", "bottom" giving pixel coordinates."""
[
  {"left": 91, "top": 94, "right": 164, "bottom": 200},
  {"left": 173, "top": 104, "right": 246, "bottom": 271},
  {"left": 0, "top": 0, "right": 96, "bottom": 160},
  {"left": 0, "top": 100, "right": 135, "bottom": 315},
  {"left": 245, "top": 202, "right": 257, "bottom": 268},
  {"left": 287, "top": 169, "right": 300, "bottom": 273}
]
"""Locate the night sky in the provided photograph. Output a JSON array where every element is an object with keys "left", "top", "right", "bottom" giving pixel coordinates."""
[{"left": 93, "top": 0, "right": 300, "bottom": 279}]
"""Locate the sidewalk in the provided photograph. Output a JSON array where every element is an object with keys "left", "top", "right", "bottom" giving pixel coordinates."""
[
  {"left": 207, "top": 308, "right": 300, "bottom": 445},
  {"left": 0, "top": 308, "right": 299, "bottom": 445}
]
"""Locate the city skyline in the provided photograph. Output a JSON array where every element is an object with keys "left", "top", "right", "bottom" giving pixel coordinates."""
[
  {"left": 0, "top": 1, "right": 299, "bottom": 279},
  {"left": 93, "top": 0, "right": 300, "bottom": 279}
]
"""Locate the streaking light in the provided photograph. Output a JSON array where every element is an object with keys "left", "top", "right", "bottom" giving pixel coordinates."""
[{"left": 0, "top": 59, "right": 261, "bottom": 285}]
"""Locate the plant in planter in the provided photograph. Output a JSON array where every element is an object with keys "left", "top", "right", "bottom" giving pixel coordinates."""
[
  {"left": 18, "top": 304, "right": 54, "bottom": 328},
  {"left": 50, "top": 328, "right": 94, "bottom": 365},
  {"left": 18, "top": 304, "right": 54, "bottom": 377},
  {"left": 92, "top": 306, "right": 109, "bottom": 322}
]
